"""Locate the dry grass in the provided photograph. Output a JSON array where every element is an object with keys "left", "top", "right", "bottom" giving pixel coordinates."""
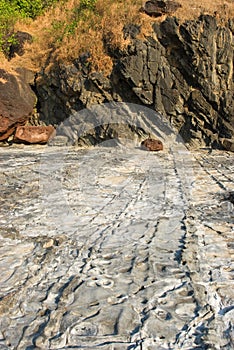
[
  {"left": 2, "top": 0, "right": 234, "bottom": 75},
  {"left": 176, "top": 0, "right": 234, "bottom": 20}
]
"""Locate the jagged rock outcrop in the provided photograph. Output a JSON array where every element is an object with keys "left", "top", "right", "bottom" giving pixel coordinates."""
[
  {"left": 112, "top": 15, "right": 234, "bottom": 149},
  {"left": 35, "top": 15, "right": 234, "bottom": 150},
  {"left": 0, "top": 68, "right": 36, "bottom": 141}
]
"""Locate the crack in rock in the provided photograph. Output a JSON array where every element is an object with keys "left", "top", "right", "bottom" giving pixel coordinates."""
[{"left": 0, "top": 147, "right": 233, "bottom": 349}]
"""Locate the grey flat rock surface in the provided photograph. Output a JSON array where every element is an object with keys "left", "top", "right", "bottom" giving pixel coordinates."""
[{"left": 0, "top": 145, "right": 233, "bottom": 349}]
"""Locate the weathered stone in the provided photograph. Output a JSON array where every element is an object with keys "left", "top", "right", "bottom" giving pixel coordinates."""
[
  {"left": 0, "top": 114, "right": 25, "bottom": 141},
  {"left": 142, "top": 0, "right": 181, "bottom": 17},
  {"left": 48, "top": 135, "right": 69, "bottom": 147},
  {"left": 113, "top": 14, "right": 234, "bottom": 148},
  {"left": 0, "top": 113, "right": 27, "bottom": 142},
  {"left": 13, "top": 125, "right": 55, "bottom": 144},
  {"left": 35, "top": 15, "right": 234, "bottom": 150},
  {"left": 0, "top": 146, "right": 233, "bottom": 348},
  {"left": 221, "top": 138, "right": 234, "bottom": 152},
  {"left": 123, "top": 24, "right": 141, "bottom": 40},
  {"left": 0, "top": 69, "right": 36, "bottom": 140},
  {"left": 141, "top": 138, "right": 163, "bottom": 151},
  {"left": 53, "top": 103, "right": 173, "bottom": 147}
]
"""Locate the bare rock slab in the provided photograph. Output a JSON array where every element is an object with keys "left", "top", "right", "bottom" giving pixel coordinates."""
[{"left": 0, "top": 146, "right": 233, "bottom": 349}]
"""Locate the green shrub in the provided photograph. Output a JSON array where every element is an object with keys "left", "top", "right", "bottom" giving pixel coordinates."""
[
  {"left": 0, "top": 0, "right": 59, "bottom": 55},
  {"left": 79, "top": 0, "right": 97, "bottom": 11},
  {"left": 0, "top": 1, "right": 18, "bottom": 52},
  {"left": 0, "top": 0, "right": 18, "bottom": 29},
  {"left": 14, "top": 0, "right": 59, "bottom": 19},
  {"left": 14, "top": 0, "right": 43, "bottom": 19}
]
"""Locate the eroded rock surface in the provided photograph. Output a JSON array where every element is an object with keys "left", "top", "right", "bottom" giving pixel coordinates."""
[
  {"left": 142, "top": 0, "right": 181, "bottom": 17},
  {"left": 35, "top": 15, "right": 234, "bottom": 150},
  {"left": 0, "top": 69, "right": 36, "bottom": 141},
  {"left": 141, "top": 138, "right": 164, "bottom": 151},
  {"left": 14, "top": 125, "right": 55, "bottom": 144},
  {"left": 0, "top": 144, "right": 233, "bottom": 349}
]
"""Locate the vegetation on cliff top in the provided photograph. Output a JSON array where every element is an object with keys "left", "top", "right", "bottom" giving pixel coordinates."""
[{"left": 0, "top": 0, "right": 234, "bottom": 74}]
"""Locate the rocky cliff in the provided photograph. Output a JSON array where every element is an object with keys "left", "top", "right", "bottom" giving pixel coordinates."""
[{"left": 35, "top": 14, "right": 234, "bottom": 150}]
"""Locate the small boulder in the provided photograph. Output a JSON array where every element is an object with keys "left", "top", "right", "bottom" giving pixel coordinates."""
[
  {"left": 142, "top": 0, "right": 181, "bottom": 17},
  {"left": 141, "top": 138, "right": 163, "bottom": 151},
  {"left": 221, "top": 138, "right": 234, "bottom": 152},
  {"left": 14, "top": 125, "right": 56, "bottom": 144}
]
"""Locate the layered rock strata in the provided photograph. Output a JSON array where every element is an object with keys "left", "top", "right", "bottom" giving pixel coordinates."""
[{"left": 35, "top": 15, "right": 234, "bottom": 150}]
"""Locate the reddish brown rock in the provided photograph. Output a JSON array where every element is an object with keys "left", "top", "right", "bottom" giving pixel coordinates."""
[
  {"left": 141, "top": 138, "right": 163, "bottom": 151},
  {"left": 0, "top": 115, "right": 15, "bottom": 141},
  {"left": 14, "top": 125, "right": 56, "bottom": 144},
  {"left": 0, "top": 113, "right": 28, "bottom": 141},
  {"left": 0, "top": 69, "right": 36, "bottom": 140}
]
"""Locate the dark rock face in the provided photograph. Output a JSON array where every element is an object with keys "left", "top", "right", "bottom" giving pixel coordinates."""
[
  {"left": 113, "top": 15, "right": 234, "bottom": 149},
  {"left": 35, "top": 15, "right": 234, "bottom": 150},
  {"left": 0, "top": 69, "right": 36, "bottom": 141},
  {"left": 141, "top": 138, "right": 164, "bottom": 151},
  {"left": 142, "top": 0, "right": 181, "bottom": 17}
]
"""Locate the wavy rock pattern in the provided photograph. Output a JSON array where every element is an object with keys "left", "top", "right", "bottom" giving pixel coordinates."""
[{"left": 0, "top": 145, "right": 233, "bottom": 349}]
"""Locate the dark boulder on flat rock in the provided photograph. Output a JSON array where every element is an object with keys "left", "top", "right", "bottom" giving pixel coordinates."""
[
  {"left": 142, "top": 0, "right": 181, "bottom": 17},
  {"left": 141, "top": 138, "right": 163, "bottom": 151}
]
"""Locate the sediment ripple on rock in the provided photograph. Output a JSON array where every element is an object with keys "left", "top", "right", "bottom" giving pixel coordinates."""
[{"left": 0, "top": 145, "right": 233, "bottom": 349}]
